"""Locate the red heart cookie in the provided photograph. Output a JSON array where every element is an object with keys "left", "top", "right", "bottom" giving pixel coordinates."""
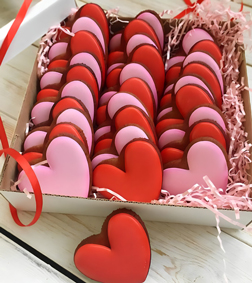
[
  {"left": 176, "top": 85, "right": 214, "bottom": 118},
  {"left": 93, "top": 139, "right": 162, "bottom": 202},
  {"left": 74, "top": 209, "right": 151, "bottom": 283}
]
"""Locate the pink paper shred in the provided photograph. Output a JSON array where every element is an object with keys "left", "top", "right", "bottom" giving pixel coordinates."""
[
  {"left": 154, "top": 0, "right": 252, "bottom": 222},
  {"left": 37, "top": 10, "right": 76, "bottom": 78}
]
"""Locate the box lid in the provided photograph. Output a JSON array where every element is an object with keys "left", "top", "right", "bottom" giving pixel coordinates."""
[{"left": 0, "top": 0, "right": 77, "bottom": 64}]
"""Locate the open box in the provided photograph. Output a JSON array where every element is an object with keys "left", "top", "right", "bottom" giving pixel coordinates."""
[{"left": 1, "top": 1, "right": 252, "bottom": 229}]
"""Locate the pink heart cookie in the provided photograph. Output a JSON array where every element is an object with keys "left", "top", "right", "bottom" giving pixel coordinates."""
[
  {"left": 107, "top": 92, "right": 149, "bottom": 119},
  {"left": 69, "top": 52, "right": 104, "bottom": 90},
  {"left": 126, "top": 34, "right": 159, "bottom": 57},
  {"left": 55, "top": 108, "right": 94, "bottom": 154},
  {"left": 136, "top": 10, "right": 164, "bottom": 50},
  {"left": 60, "top": 80, "right": 96, "bottom": 122},
  {"left": 18, "top": 135, "right": 91, "bottom": 197},
  {"left": 72, "top": 17, "right": 107, "bottom": 55},
  {"left": 182, "top": 51, "right": 223, "bottom": 94},
  {"left": 119, "top": 63, "right": 158, "bottom": 109},
  {"left": 162, "top": 140, "right": 229, "bottom": 195},
  {"left": 182, "top": 28, "right": 214, "bottom": 54},
  {"left": 48, "top": 42, "right": 68, "bottom": 61}
]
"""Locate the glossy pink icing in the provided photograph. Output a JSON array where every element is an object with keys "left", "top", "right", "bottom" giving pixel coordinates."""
[
  {"left": 119, "top": 63, "right": 158, "bottom": 109},
  {"left": 137, "top": 12, "right": 164, "bottom": 49},
  {"left": 92, "top": 153, "right": 118, "bottom": 169},
  {"left": 72, "top": 17, "right": 106, "bottom": 54},
  {"left": 56, "top": 108, "right": 93, "bottom": 154},
  {"left": 164, "top": 83, "right": 174, "bottom": 95},
  {"left": 24, "top": 131, "right": 47, "bottom": 151},
  {"left": 174, "top": 75, "right": 214, "bottom": 100},
  {"left": 107, "top": 92, "right": 149, "bottom": 119},
  {"left": 99, "top": 91, "right": 117, "bottom": 106},
  {"left": 94, "top": 126, "right": 111, "bottom": 142},
  {"left": 115, "top": 126, "right": 149, "bottom": 154},
  {"left": 162, "top": 140, "right": 228, "bottom": 195},
  {"left": 157, "top": 107, "right": 172, "bottom": 122},
  {"left": 40, "top": 71, "right": 63, "bottom": 89},
  {"left": 183, "top": 51, "right": 223, "bottom": 93},
  {"left": 31, "top": 102, "right": 54, "bottom": 125},
  {"left": 61, "top": 80, "right": 95, "bottom": 121},
  {"left": 126, "top": 34, "right": 158, "bottom": 56},
  {"left": 18, "top": 136, "right": 91, "bottom": 197},
  {"left": 48, "top": 42, "right": 68, "bottom": 61},
  {"left": 109, "top": 33, "right": 122, "bottom": 52},
  {"left": 182, "top": 28, "right": 214, "bottom": 54},
  {"left": 166, "top": 56, "right": 185, "bottom": 70},
  {"left": 158, "top": 129, "right": 185, "bottom": 149},
  {"left": 188, "top": 107, "right": 226, "bottom": 132},
  {"left": 70, "top": 53, "right": 102, "bottom": 89},
  {"left": 107, "top": 63, "right": 125, "bottom": 75}
]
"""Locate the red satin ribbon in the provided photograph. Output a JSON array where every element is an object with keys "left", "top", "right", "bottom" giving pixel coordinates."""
[
  {"left": 0, "top": 117, "right": 43, "bottom": 226},
  {"left": 174, "top": 0, "right": 244, "bottom": 19},
  {"left": 174, "top": 0, "right": 205, "bottom": 19},
  {"left": 0, "top": 0, "right": 33, "bottom": 65}
]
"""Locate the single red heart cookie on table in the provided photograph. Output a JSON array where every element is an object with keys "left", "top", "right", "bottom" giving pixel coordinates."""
[
  {"left": 74, "top": 208, "right": 151, "bottom": 283},
  {"left": 93, "top": 139, "right": 162, "bottom": 202}
]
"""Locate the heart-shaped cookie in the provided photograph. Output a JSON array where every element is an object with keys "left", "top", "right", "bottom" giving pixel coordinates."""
[
  {"left": 93, "top": 139, "right": 162, "bottom": 202},
  {"left": 18, "top": 135, "right": 91, "bottom": 197},
  {"left": 74, "top": 208, "right": 151, "bottom": 283},
  {"left": 162, "top": 139, "right": 229, "bottom": 195}
]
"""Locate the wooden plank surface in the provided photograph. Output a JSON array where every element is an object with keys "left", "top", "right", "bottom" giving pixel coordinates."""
[
  {"left": 0, "top": 0, "right": 252, "bottom": 283},
  {"left": 0, "top": 233, "right": 74, "bottom": 283},
  {"left": 1, "top": 195, "right": 252, "bottom": 283}
]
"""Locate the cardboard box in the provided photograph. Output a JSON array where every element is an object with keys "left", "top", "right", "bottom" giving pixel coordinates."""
[{"left": 1, "top": 3, "right": 252, "bottom": 229}]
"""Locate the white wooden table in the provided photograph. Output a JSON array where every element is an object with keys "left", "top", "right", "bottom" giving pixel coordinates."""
[{"left": 1, "top": 0, "right": 252, "bottom": 282}]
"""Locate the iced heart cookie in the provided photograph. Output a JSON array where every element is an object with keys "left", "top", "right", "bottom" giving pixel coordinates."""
[
  {"left": 119, "top": 63, "right": 158, "bottom": 109},
  {"left": 69, "top": 52, "right": 104, "bottom": 90},
  {"left": 59, "top": 80, "right": 96, "bottom": 122},
  {"left": 40, "top": 70, "right": 64, "bottom": 90},
  {"left": 36, "top": 89, "right": 58, "bottom": 101},
  {"left": 18, "top": 135, "right": 91, "bottom": 197},
  {"left": 182, "top": 28, "right": 214, "bottom": 54},
  {"left": 70, "top": 31, "right": 106, "bottom": 66},
  {"left": 93, "top": 139, "right": 162, "bottom": 202},
  {"left": 182, "top": 62, "right": 223, "bottom": 108},
  {"left": 162, "top": 139, "right": 229, "bottom": 195},
  {"left": 136, "top": 10, "right": 164, "bottom": 49},
  {"left": 48, "top": 59, "right": 68, "bottom": 70},
  {"left": 119, "top": 77, "right": 156, "bottom": 119},
  {"left": 166, "top": 56, "right": 185, "bottom": 70},
  {"left": 107, "top": 92, "right": 150, "bottom": 120},
  {"left": 66, "top": 65, "right": 99, "bottom": 104},
  {"left": 130, "top": 44, "right": 165, "bottom": 99},
  {"left": 76, "top": 3, "right": 109, "bottom": 45},
  {"left": 113, "top": 105, "right": 157, "bottom": 144},
  {"left": 72, "top": 17, "right": 107, "bottom": 56},
  {"left": 74, "top": 208, "right": 151, "bottom": 283},
  {"left": 122, "top": 19, "right": 161, "bottom": 52},
  {"left": 183, "top": 51, "right": 223, "bottom": 93},
  {"left": 126, "top": 34, "right": 159, "bottom": 57},
  {"left": 176, "top": 85, "right": 214, "bottom": 118},
  {"left": 190, "top": 40, "right": 222, "bottom": 64},
  {"left": 54, "top": 108, "right": 94, "bottom": 154},
  {"left": 48, "top": 42, "right": 69, "bottom": 61}
]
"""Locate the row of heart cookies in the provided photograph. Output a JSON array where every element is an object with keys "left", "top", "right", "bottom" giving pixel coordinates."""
[
  {"left": 17, "top": 4, "right": 112, "bottom": 197},
  {"left": 156, "top": 28, "right": 229, "bottom": 195},
  {"left": 90, "top": 14, "right": 167, "bottom": 201}
]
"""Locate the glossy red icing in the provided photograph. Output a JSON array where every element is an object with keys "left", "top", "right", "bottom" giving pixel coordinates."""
[
  {"left": 74, "top": 210, "right": 151, "bottom": 283},
  {"left": 93, "top": 140, "right": 162, "bottom": 202}
]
